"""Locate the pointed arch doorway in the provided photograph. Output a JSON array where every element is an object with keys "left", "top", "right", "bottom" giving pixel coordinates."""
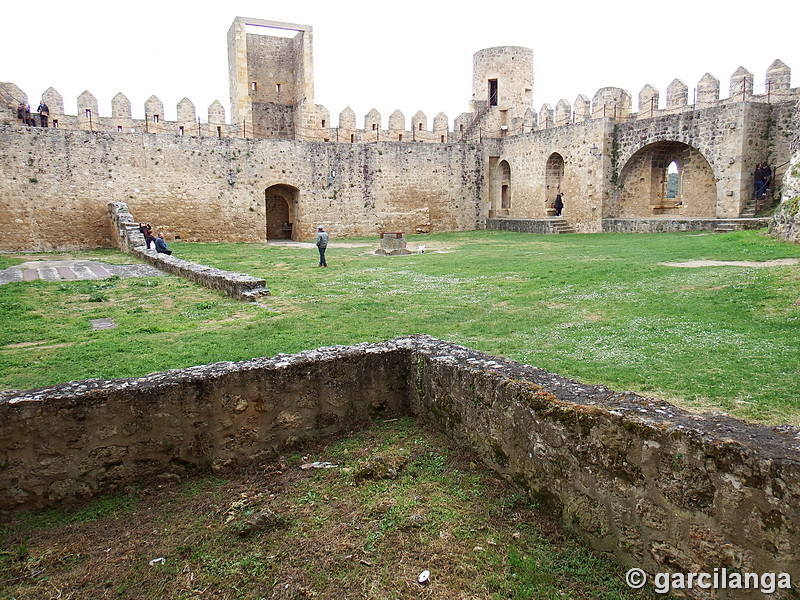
[{"left": 265, "top": 184, "right": 299, "bottom": 240}]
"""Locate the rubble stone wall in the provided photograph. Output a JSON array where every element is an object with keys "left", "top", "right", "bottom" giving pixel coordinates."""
[
  {"left": 1, "top": 336, "right": 798, "bottom": 596},
  {"left": 0, "top": 126, "right": 483, "bottom": 251}
]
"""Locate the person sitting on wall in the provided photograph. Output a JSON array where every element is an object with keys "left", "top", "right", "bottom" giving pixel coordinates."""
[
  {"left": 155, "top": 232, "right": 172, "bottom": 255},
  {"left": 139, "top": 223, "right": 155, "bottom": 249}
]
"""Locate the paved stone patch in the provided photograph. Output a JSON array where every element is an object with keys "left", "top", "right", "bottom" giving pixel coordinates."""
[
  {"left": 89, "top": 318, "right": 117, "bottom": 330},
  {"left": 0, "top": 260, "right": 165, "bottom": 285}
]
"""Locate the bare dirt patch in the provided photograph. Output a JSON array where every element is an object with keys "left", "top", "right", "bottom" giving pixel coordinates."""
[{"left": 660, "top": 258, "right": 800, "bottom": 268}]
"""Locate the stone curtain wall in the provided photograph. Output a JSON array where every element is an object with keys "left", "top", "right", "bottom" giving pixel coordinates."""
[
  {"left": 1, "top": 336, "right": 798, "bottom": 595},
  {"left": 0, "top": 125, "right": 483, "bottom": 251}
]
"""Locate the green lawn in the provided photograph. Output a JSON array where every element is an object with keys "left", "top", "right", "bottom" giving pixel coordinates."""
[{"left": 2, "top": 229, "right": 800, "bottom": 424}]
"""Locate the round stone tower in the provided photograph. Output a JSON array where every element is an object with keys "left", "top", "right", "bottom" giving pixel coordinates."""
[{"left": 470, "top": 46, "right": 533, "bottom": 136}]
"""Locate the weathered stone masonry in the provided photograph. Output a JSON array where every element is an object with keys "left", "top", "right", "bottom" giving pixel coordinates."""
[
  {"left": 0, "top": 126, "right": 483, "bottom": 251},
  {"left": 2, "top": 336, "right": 798, "bottom": 597},
  {"left": 3, "top": 16, "right": 799, "bottom": 250}
]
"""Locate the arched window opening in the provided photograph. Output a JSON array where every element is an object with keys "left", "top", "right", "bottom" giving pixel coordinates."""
[{"left": 665, "top": 161, "right": 680, "bottom": 199}]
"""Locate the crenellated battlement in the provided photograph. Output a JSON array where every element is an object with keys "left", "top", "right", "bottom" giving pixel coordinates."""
[
  {"left": 532, "top": 59, "right": 797, "bottom": 132},
  {"left": 3, "top": 51, "right": 796, "bottom": 145}
]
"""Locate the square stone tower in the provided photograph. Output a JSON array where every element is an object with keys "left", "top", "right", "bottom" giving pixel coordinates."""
[{"left": 227, "top": 17, "right": 315, "bottom": 139}]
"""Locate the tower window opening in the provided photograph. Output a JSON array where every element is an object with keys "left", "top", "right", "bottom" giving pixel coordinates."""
[
  {"left": 441, "top": 135, "right": 445, "bottom": 142},
  {"left": 117, "top": 126, "right": 122, "bottom": 132},
  {"left": 372, "top": 123, "right": 377, "bottom": 131},
  {"left": 153, "top": 114, "right": 159, "bottom": 123},
  {"left": 85, "top": 109, "right": 91, "bottom": 118},
  {"left": 179, "top": 126, "right": 184, "bottom": 136},
  {"left": 251, "top": 81, "right": 258, "bottom": 91},
  {"left": 489, "top": 79, "right": 498, "bottom": 106},
  {"left": 350, "top": 134, "right": 355, "bottom": 143},
  {"left": 217, "top": 126, "right": 222, "bottom": 138},
  {"left": 321, "top": 119, "right": 326, "bottom": 128},
  {"left": 53, "top": 119, "right": 58, "bottom": 128},
  {"left": 275, "top": 83, "right": 281, "bottom": 93},
  {"left": 399, "top": 134, "right": 403, "bottom": 141},
  {"left": 419, "top": 123, "right": 423, "bottom": 131}
]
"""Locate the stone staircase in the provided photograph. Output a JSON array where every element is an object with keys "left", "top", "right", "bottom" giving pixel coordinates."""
[
  {"left": 551, "top": 218, "right": 576, "bottom": 234},
  {"left": 739, "top": 198, "right": 757, "bottom": 218}
]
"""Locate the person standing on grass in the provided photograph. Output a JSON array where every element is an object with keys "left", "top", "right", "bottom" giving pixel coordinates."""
[{"left": 316, "top": 225, "right": 329, "bottom": 267}]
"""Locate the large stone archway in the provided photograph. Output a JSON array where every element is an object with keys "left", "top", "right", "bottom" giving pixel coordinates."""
[
  {"left": 614, "top": 141, "right": 717, "bottom": 218},
  {"left": 265, "top": 184, "right": 299, "bottom": 240}
]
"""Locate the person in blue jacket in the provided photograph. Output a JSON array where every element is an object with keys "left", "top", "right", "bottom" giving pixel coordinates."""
[{"left": 155, "top": 232, "right": 173, "bottom": 255}]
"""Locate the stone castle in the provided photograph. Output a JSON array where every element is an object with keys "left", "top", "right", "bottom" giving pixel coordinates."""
[{"left": 1, "top": 16, "right": 799, "bottom": 250}]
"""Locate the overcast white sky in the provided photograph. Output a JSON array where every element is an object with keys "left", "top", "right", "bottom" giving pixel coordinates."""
[{"left": 4, "top": 0, "right": 798, "bottom": 126}]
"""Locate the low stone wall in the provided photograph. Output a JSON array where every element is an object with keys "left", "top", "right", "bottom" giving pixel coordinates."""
[
  {"left": 486, "top": 218, "right": 561, "bottom": 234},
  {"left": 0, "top": 340, "right": 411, "bottom": 513},
  {"left": 1, "top": 336, "right": 798, "bottom": 596},
  {"left": 602, "top": 217, "right": 770, "bottom": 233},
  {"left": 108, "top": 201, "right": 270, "bottom": 301}
]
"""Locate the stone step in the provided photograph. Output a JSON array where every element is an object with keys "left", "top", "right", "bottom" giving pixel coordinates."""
[{"left": 550, "top": 218, "right": 576, "bottom": 234}]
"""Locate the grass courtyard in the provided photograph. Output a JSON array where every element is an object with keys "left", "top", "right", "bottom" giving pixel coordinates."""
[{"left": 1, "top": 228, "right": 800, "bottom": 424}]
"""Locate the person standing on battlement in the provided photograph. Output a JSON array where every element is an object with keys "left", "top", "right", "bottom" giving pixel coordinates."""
[
  {"left": 316, "top": 225, "right": 329, "bottom": 267},
  {"left": 37, "top": 100, "right": 49, "bottom": 127}
]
